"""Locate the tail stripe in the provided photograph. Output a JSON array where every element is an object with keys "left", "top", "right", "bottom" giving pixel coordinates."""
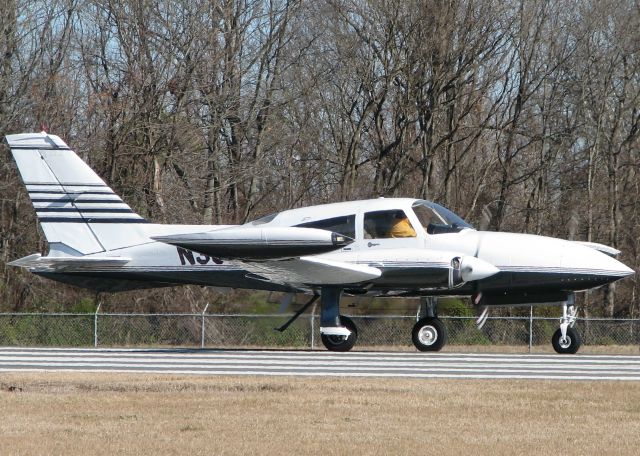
[
  {"left": 37, "top": 217, "right": 148, "bottom": 224},
  {"left": 26, "top": 184, "right": 112, "bottom": 192},
  {"left": 25, "top": 182, "right": 109, "bottom": 187},
  {"left": 36, "top": 213, "right": 146, "bottom": 223},
  {"left": 35, "top": 208, "right": 135, "bottom": 213},
  {"left": 31, "top": 198, "right": 124, "bottom": 203},
  {"left": 29, "top": 190, "right": 146, "bottom": 222},
  {"left": 29, "top": 191, "right": 118, "bottom": 196},
  {"left": 22, "top": 170, "right": 146, "bottom": 223},
  {"left": 31, "top": 195, "right": 119, "bottom": 199},
  {"left": 9, "top": 145, "right": 71, "bottom": 151},
  {"left": 33, "top": 203, "right": 130, "bottom": 208},
  {"left": 27, "top": 184, "right": 117, "bottom": 191}
]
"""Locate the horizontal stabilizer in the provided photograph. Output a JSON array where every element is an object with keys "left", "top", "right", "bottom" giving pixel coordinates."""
[
  {"left": 245, "top": 256, "right": 382, "bottom": 285},
  {"left": 8, "top": 253, "right": 129, "bottom": 271},
  {"left": 152, "top": 226, "right": 352, "bottom": 260}
]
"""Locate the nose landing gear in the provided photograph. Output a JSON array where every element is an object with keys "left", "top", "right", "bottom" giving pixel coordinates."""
[{"left": 552, "top": 302, "right": 581, "bottom": 354}]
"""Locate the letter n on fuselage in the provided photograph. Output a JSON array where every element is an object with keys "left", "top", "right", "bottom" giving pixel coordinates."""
[{"left": 177, "top": 247, "right": 196, "bottom": 265}]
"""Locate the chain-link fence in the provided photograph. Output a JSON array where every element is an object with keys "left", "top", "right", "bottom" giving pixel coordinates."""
[{"left": 0, "top": 312, "right": 639, "bottom": 352}]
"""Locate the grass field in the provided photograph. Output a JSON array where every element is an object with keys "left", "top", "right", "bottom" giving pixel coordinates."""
[{"left": 1, "top": 372, "right": 640, "bottom": 455}]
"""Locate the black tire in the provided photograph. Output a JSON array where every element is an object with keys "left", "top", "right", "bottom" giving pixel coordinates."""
[
  {"left": 412, "top": 317, "right": 447, "bottom": 352},
  {"left": 321, "top": 315, "right": 358, "bottom": 352},
  {"left": 552, "top": 327, "right": 582, "bottom": 354}
]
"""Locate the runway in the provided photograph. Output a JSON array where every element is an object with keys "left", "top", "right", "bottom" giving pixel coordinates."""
[{"left": 1, "top": 347, "right": 640, "bottom": 380}]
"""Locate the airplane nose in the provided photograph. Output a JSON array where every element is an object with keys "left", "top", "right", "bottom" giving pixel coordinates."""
[
  {"left": 474, "top": 231, "right": 635, "bottom": 290},
  {"left": 561, "top": 242, "right": 635, "bottom": 280},
  {"left": 604, "top": 257, "right": 634, "bottom": 278}
]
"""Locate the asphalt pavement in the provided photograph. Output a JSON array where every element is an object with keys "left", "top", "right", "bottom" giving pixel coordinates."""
[{"left": 1, "top": 347, "right": 640, "bottom": 380}]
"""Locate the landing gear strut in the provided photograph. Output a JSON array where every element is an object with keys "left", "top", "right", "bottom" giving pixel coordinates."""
[
  {"left": 319, "top": 287, "right": 358, "bottom": 352},
  {"left": 412, "top": 297, "right": 447, "bottom": 352},
  {"left": 274, "top": 290, "right": 358, "bottom": 351},
  {"left": 552, "top": 301, "right": 581, "bottom": 354}
]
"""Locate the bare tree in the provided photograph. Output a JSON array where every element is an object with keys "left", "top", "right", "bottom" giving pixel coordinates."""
[{"left": 1, "top": 0, "right": 639, "bottom": 314}]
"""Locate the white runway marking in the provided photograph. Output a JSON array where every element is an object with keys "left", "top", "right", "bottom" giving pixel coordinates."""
[{"left": 1, "top": 347, "right": 640, "bottom": 381}]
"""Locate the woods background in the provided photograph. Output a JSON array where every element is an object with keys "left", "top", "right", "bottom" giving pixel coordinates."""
[{"left": 0, "top": 0, "right": 638, "bottom": 317}]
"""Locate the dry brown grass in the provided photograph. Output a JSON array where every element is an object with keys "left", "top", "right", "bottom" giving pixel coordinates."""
[{"left": 1, "top": 373, "right": 640, "bottom": 455}]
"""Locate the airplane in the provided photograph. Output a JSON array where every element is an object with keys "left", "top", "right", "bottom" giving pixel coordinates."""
[{"left": 4, "top": 132, "right": 635, "bottom": 354}]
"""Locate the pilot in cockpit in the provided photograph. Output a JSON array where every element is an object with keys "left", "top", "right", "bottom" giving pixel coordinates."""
[{"left": 388, "top": 210, "right": 416, "bottom": 238}]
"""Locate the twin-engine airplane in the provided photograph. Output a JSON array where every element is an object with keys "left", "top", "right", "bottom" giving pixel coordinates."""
[{"left": 4, "top": 132, "right": 635, "bottom": 353}]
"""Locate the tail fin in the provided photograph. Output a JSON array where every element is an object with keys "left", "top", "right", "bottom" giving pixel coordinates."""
[{"left": 5, "top": 132, "right": 148, "bottom": 255}]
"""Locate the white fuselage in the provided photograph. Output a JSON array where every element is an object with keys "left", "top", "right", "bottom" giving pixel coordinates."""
[{"left": 41, "top": 199, "right": 632, "bottom": 299}]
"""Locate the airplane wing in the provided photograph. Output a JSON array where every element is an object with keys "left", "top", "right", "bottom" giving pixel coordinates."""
[
  {"left": 152, "top": 226, "right": 381, "bottom": 286},
  {"left": 243, "top": 256, "right": 381, "bottom": 286},
  {"left": 8, "top": 254, "right": 130, "bottom": 271}
]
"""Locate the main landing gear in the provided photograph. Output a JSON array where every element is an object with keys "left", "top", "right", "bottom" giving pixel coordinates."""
[
  {"left": 314, "top": 290, "right": 450, "bottom": 352},
  {"left": 412, "top": 317, "right": 447, "bottom": 351},
  {"left": 274, "top": 290, "right": 359, "bottom": 351},
  {"left": 321, "top": 315, "right": 358, "bottom": 352},
  {"left": 278, "top": 290, "right": 448, "bottom": 352},
  {"left": 317, "top": 288, "right": 359, "bottom": 351},
  {"left": 317, "top": 292, "right": 450, "bottom": 352},
  {"left": 314, "top": 291, "right": 448, "bottom": 352},
  {"left": 412, "top": 297, "right": 447, "bottom": 351}
]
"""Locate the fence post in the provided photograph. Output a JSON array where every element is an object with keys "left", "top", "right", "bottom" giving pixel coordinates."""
[
  {"left": 528, "top": 306, "right": 533, "bottom": 353},
  {"left": 94, "top": 303, "right": 101, "bottom": 348},
  {"left": 310, "top": 302, "right": 317, "bottom": 350},
  {"left": 201, "top": 303, "right": 210, "bottom": 349}
]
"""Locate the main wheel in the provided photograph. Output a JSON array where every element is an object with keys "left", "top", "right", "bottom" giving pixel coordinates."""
[
  {"left": 552, "top": 327, "right": 582, "bottom": 354},
  {"left": 321, "top": 315, "right": 358, "bottom": 352},
  {"left": 412, "top": 317, "right": 446, "bottom": 352}
]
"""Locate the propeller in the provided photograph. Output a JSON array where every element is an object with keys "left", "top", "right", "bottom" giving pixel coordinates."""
[{"left": 479, "top": 207, "right": 492, "bottom": 231}]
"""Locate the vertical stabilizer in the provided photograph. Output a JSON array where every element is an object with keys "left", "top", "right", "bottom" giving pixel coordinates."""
[{"left": 5, "top": 132, "right": 148, "bottom": 255}]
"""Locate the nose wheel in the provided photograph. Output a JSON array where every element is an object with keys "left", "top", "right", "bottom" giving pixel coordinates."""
[
  {"left": 552, "top": 326, "right": 581, "bottom": 354},
  {"left": 552, "top": 302, "right": 581, "bottom": 354}
]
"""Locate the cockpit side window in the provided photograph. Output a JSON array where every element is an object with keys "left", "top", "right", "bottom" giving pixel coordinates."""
[
  {"left": 295, "top": 214, "right": 356, "bottom": 239},
  {"left": 364, "top": 210, "right": 416, "bottom": 239}
]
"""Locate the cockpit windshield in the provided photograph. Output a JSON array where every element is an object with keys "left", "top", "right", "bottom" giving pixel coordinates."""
[
  {"left": 412, "top": 201, "right": 474, "bottom": 234},
  {"left": 247, "top": 212, "right": 278, "bottom": 225}
]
